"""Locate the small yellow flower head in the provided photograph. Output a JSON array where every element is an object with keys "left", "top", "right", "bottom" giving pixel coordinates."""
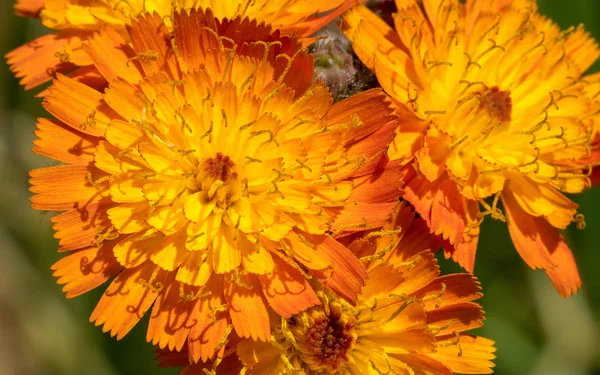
[
  {"left": 8, "top": 0, "right": 361, "bottom": 89},
  {"left": 181, "top": 203, "right": 496, "bottom": 374},
  {"left": 30, "top": 8, "right": 401, "bottom": 362},
  {"left": 343, "top": 0, "right": 600, "bottom": 297}
]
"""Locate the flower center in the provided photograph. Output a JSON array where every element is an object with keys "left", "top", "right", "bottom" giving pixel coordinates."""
[
  {"left": 204, "top": 152, "right": 236, "bottom": 182},
  {"left": 478, "top": 86, "right": 512, "bottom": 122},
  {"left": 293, "top": 302, "right": 356, "bottom": 372}
]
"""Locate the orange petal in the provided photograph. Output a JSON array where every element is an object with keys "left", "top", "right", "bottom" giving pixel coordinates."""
[
  {"left": 147, "top": 276, "right": 195, "bottom": 352},
  {"left": 361, "top": 263, "right": 407, "bottom": 300},
  {"left": 6, "top": 32, "right": 83, "bottom": 90},
  {"left": 503, "top": 187, "right": 582, "bottom": 295},
  {"left": 327, "top": 88, "right": 395, "bottom": 141},
  {"left": 51, "top": 199, "right": 117, "bottom": 251},
  {"left": 304, "top": 234, "right": 368, "bottom": 304},
  {"left": 382, "top": 205, "right": 443, "bottom": 264},
  {"left": 187, "top": 276, "right": 229, "bottom": 363},
  {"left": 348, "top": 159, "right": 405, "bottom": 203},
  {"left": 33, "top": 118, "right": 99, "bottom": 165},
  {"left": 330, "top": 201, "right": 398, "bottom": 233},
  {"left": 107, "top": 201, "right": 151, "bottom": 234},
  {"left": 30, "top": 165, "right": 109, "bottom": 211},
  {"left": 389, "top": 251, "right": 440, "bottom": 296},
  {"left": 236, "top": 339, "right": 281, "bottom": 365},
  {"left": 172, "top": 8, "right": 220, "bottom": 72},
  {"left": 430, "top": 177, "right": 467, "bottom": 246},
  {"left": 442, "top": 198, "right": 480, "bottom": 272},
  {"left": 401, "top": 166, "right": 439, "bottom": 228},
  {"left": 292, "top": 0, "right": 362, "bottom": 38},
  {"left": 414, "top": 274, "right": 483, "bottom": 310},
  {"left": 83, "top": 27, "right": 143, "bottom": 84},
  {"left": 113, "top": 228, "right": 163, "bottom": 268},
  {"left": 239, "top": 234, "right": 274, "bottom": 275},
  {"left": 14, "top": 0, "right": 45, "bottom": 16},
  {"left": 176, "top": 250, "right": 213, "bottom": 287},
  {"left": 51, "top": 244, "right": 123, "bottom": 298},
  {"left": 224, "top": 276, "right": 270, "bottom": 342},
  {"left": 150, "top": 227, "right": 190, "bottom": 271},
  {"left": 544, "top": 240, "right": 582, "bottom": 298},
  {"left": 389, "top": 353, "right": 452, "bottom": 375},
  {"left": 283, "top": 232, "right": 331, "bottom": 271},
  {"left": 128, "top": 13, "right": 179, "bottom": 79},
  {"left": 427, "top": 334, "right": 496, "bottom": 375},
  {"left": 258, "top": 255, "right": 320, "bottom": 318},
  {"left": 43, "top": 74, "right": 119, "bottom": 136},
  {"left": 103, "top": 77, "right": 147, "bottom": 122},
  {"left": 426, "top": 302, "right": 485, "bottom": 335},
  {"left": 90, "top": 262, "right": 167, "bottom": 340}
]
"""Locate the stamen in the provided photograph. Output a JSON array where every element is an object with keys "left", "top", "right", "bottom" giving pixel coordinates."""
[
  {"left": 421, "top": 282, "right": 447, "bottom": 309},
  {"left": 427, "top": 60, "right": 453, "bottom": 71},
  {"left": 79, "top": 110, "right": 97, "bottom": 130},
  {"left": 93, "top": 225, "right": 119, "bottom": 248},
  {"left": 210, "top": 304, "right": 229, "bottom": 323},
  {"left": 269, "top": 181, "right": 285, "bottom": 199},
  {"left": 86, "top": 172, "right": 109, "bottom": 191},
  {"left": 450, "top": 135, "right": 469, "bottom": 150},
  {"left": 138, "top": 268, "right": 163, "bottom": 292},
  {"left": 294, "top": 159, "right": 312, "bottom": 172},
  {"left": 249, "top": 130, "right": 279, "bottom": 147},
  {"left": 245, "top": 156, "right": 262, "bottom": 164},
  {"left": 127, "top": 50, "right": 159, "bottom": 67},
  {"left": 201, "top": 120, "right": 213, "bottom": 143},
  {"left": 331, "top": 217, "right": 369, "bottom": 237},
  {"left": 175, "top": 111, "right": 192, "bottom": 133},
  {"left": 202, "top": 358, "right": 222, "bottom": 375},
  {"left": 179, "top": 284, "right": 211, "bottom": 302},
  {"left": 214, "top": 324, "right": 233, "bottom": 351},
  {"left": 238, "top": 120, "right": 256, "bottom": 132},
  {"left": 573, "top": 213, "right": 586, "bottom": 230},
  {"left": 207, "top": 180, "right": 224, "bottom": 199}
]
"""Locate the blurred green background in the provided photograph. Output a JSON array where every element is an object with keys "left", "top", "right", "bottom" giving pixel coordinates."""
[{"left": 0, "top": 0, "right": 599, "bottom": 374}]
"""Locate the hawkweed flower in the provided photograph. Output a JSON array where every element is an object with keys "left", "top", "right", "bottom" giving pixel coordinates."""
[
  {"left": 30, "top": 9, "right": 401, "bottom": 362},
  {"left": 8, "top": 0, "right": 361, "bottom": 89},
  {"left": 343, "top": 0, "right": 600, "bottom": 297},
  {"left": 185, "top": 202, "right": 496, "bottom": 374}
]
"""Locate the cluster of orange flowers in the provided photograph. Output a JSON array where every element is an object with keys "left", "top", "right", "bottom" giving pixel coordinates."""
[{"left": 8, "top": 0, "right": 599, "bottom": 373}]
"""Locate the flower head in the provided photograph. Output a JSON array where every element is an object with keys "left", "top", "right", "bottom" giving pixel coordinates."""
[
  {"left": 31, "top": 9, "right": 401, "bottom": 362},
  {"left": 8, "top": 0, "right": 361, "bottom": 89},
  {"left": 196, "top": 203, "right": 496, "bottom": 374},
  {"left": 343, "top": 0, "right": 600, "bottom": 297}
]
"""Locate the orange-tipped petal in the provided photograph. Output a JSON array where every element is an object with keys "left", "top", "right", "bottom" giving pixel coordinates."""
[
  {"left": 30, "top": 165, "right": 109, "bottom": 211},
  {"left": 225, "top": 276, "right": 271, "bottom": 342},
  {"left": 90, "top": 263, "right": 167, "bottom": 340},
  {"left": 51, "top": 244, "right": 123, "bottom": 298},
  {"left": 504, "top": 190, "right": 582, "bottom": 297},
  {"left": 258, "top": 256, "right": 320, "bottom": 318}
]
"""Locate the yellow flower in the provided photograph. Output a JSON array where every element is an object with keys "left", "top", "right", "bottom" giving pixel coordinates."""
[
  {"left": 343, "top": 0, "right": 600, "bottom": 297},
  {"left": 178, "top": 203, "right": 496, "bottom": 374},
  {"left": 8, "top": 0, "right": 361, "bottom": 89},
  {"left": 30, "top": 9, "right": 401, "bottom": 362}
]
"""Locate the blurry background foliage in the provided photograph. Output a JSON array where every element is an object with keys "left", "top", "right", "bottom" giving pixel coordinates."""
[{"left": 0, "top": 0, "right": 599, "bottom": 374}]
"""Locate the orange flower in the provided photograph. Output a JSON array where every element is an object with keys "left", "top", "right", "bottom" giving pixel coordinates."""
[
  {"left": 31, "top": 9, "right": 401, "bottom": 363},
  {"left": 342, "top": 0, "right": 600, "bottom": 297},
  {"left": 170, "top": 203, "right": 496, "bottom": 374},
  {"left": 8, "top": 0, "right": 361, "bottom": 90}
]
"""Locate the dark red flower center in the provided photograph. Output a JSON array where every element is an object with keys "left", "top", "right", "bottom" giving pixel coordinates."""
[
  {"left": 479, "top": 86, "right": 512, "bottom": 122},
  {"left": 204, "top": 153, "right": 236, "bottom": 182},
  {"left": 303, "top": 312, "right": 355, "bottom": 370}
]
